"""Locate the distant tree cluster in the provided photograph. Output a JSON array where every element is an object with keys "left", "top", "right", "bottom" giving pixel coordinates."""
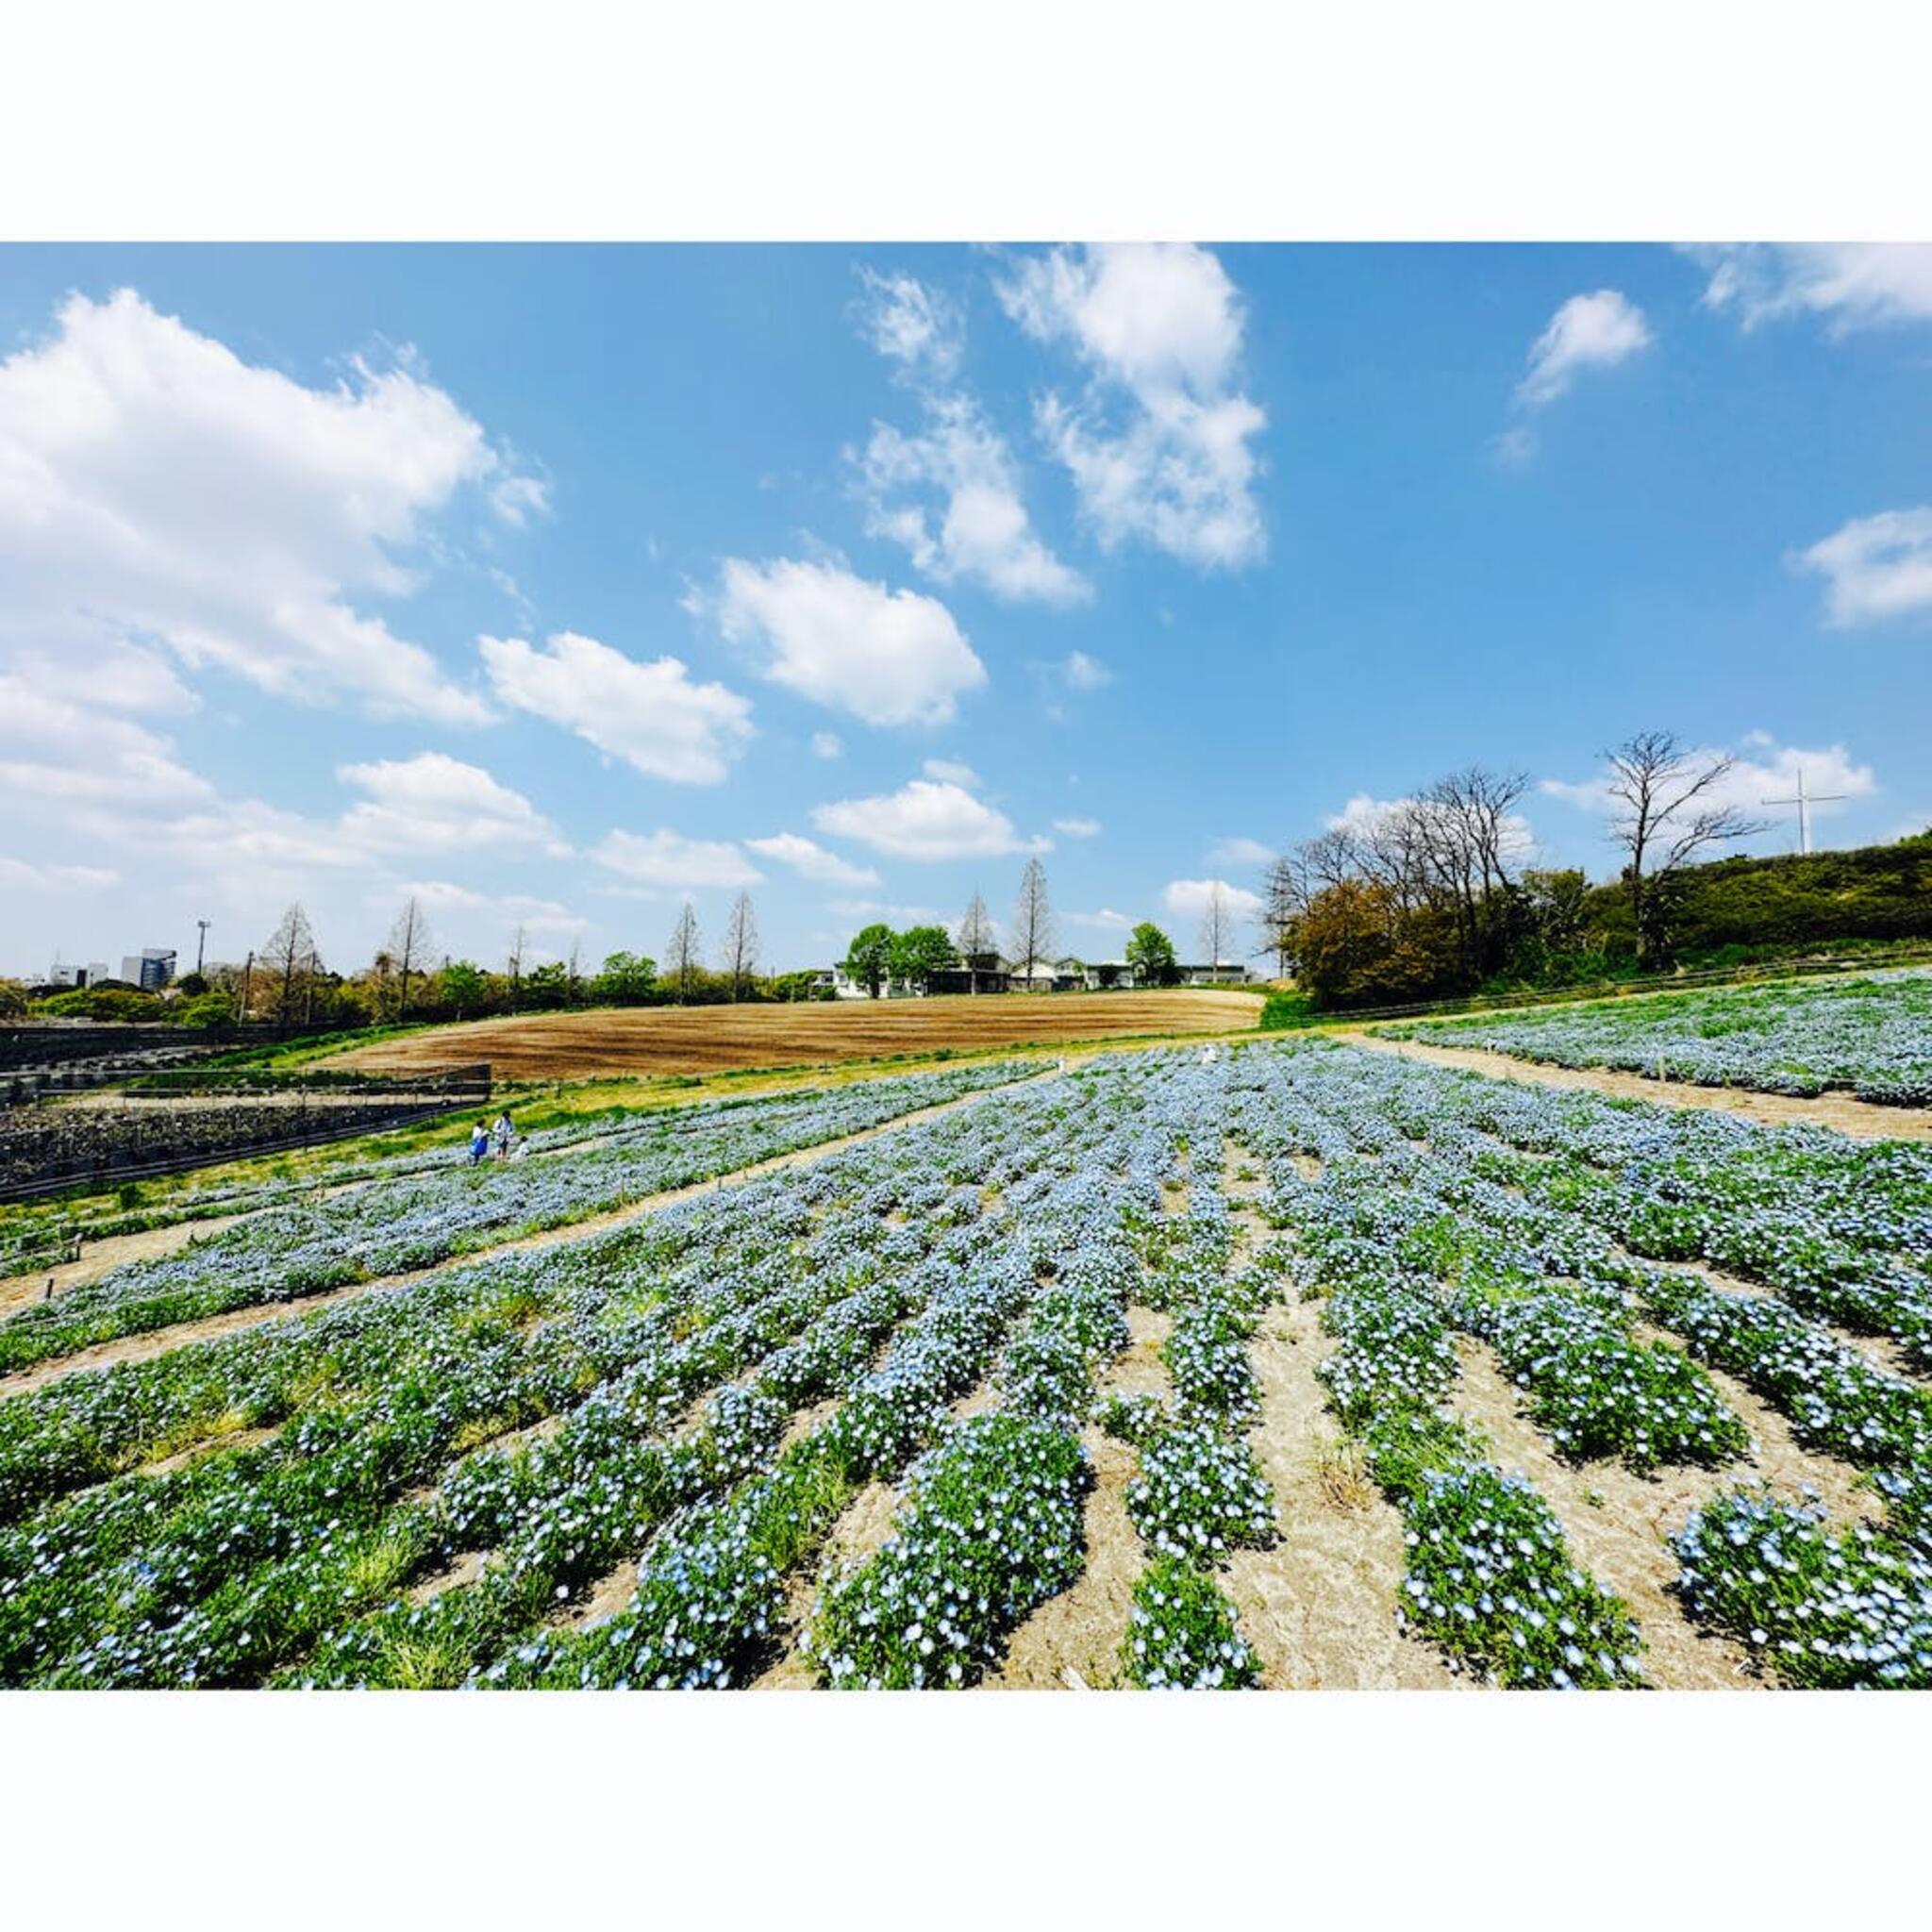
[{"left": 1259, "top": 732, "right": 1768, "bottom": 1008}]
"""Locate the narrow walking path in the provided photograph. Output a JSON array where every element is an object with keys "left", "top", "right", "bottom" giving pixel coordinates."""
[{"left": 1342, "top": 1030, "right": 1932, "bottom": 1143}]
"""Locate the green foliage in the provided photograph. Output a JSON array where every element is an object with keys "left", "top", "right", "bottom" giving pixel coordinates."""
[
  {"left": 890, "top": 924, "right": 959, "bottom": 991},
  {"left": 1258, "top": 989, "right": 1314, "bottom": 1030},
  {"left": 1122, "top": 1556, "right": 1259, "bottom": 1689},
  {"left": 589, "top": 950, "right": 659, "bottom": 1005},
  {"left": 1124, "top": 921, "right": 1177, "bottom": 986},
  {"left": 842, "top": 922, "right": 896, "bottom": 997}
]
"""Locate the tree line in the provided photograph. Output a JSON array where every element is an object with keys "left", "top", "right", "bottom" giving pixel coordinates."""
[{"left": 1259, "top": 730, "right": 1771, "bottom": 1008}]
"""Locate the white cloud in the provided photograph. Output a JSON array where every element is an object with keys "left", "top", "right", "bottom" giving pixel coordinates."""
[
  {"left": 1209, "top": 835, "right": 1274, "bottom": 866},
  {"left": 827, "top": 898, "right": 948, "bottom": 924},
  {"left": 1695, "top": 243, "right": 1932, "bottom": 334},
  {"left": 1541, "top": 738, "right": 1876, "bottom": 838},
  {"left": 488, "top": 471, "right": 550, "bottom": 527},
  {"left": 1061, "top": 650, "right": 1112, "bottom": 691},
  {"left": 335, "top": 751, "right": 569, "bottom": 858},
  {"left": 591, "top": 828, "right": 764, "bottom": 891},
  {"left": 1793, "top": 508, "right": 1932, "bottom": 627},
  {"left": 855, "top": 268, "right": 1088, "bottom": 608},
  {"left": 811, "top": 777, "right": 1045, "bottom": 861},
  {"left": 0, "top": 856, "right": 118, "bottom": 891},
  {"left": 923, "top": 758, "right": 981, "bottom": 787},
  {"left": 1053, "top": 817, "right": 1102, "bottom": 838},
  {"left": 1068, "top": 907, "right": 1132, "bottom": 931},
  {"left": 714, "top": 557, "right": 986, "bottom": 728},
  {"left": 403, "top": 879, "right": 587, "bottom": 934},
  {"left": 1326, "top": 791, "right": 1536, "bottom": 860},
  {"left": 855, "top": 268, "right": 962, "bottom": 383},
  {"left": 998, "top": 243, "right": 1265, "bottom": 569},
  {"left": 745, "top": 832, "right": 881, "bottom": 888},
  {"left": 810, "top": 731, "right": 844, "bottom": 759},
  {"left": 1162, "top": 877, "right": 1264, "bottom": 922},
  {"left": 479, "top": 630, "right": 754, "bottom": 783},
  {"left": 1514, "top": 290, "right": 1652, "bottom": 409},
  {"left": 0, "top": 673, "right": 212, "bottom": 807},
  {"left": 0, "top": 289, "right": 506, "bottom": 725},
  {"left": 859, "top": 397, "right": 1090, "bottom": 607}
]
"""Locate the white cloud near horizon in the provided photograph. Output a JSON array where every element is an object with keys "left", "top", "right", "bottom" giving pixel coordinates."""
[
  {"left": 744, "top": 832, "right": 881, "bottom": 889},
  {"left": 1541, "top": 737, "right": 1876, "bottom": 840},
  {"left": 1053, "top": 817, "right": 1101, "bottom": 838},
  {"left": 0, "top": 289, "right": 523, "bottom": 726},
  {"left": 1793, "top": 508, "right": 1932, "bottom": 627},
  {"left": 479, "top": 629, "right": 754, "bottom": 783},
  {"left": 1162, "top": 877, "right": 1265, "bottom": 924},
  {"left": 713, "top": 557, "right": 987, "bottom": 728},
  {"left": 335, "top": 752, "right": 570, "bottom": 858},
  {"left": 811, "top": 777, "right": 1047, "bottom": 861},
  {"left": 591, "top": 828, "right": 764, "bottom": 891},
  {"left": 997, "top": 243, "right": 1265, "bottom": 569},
  {"left": 1208, "top": 835, "right": 1274, "bottom": 867}
]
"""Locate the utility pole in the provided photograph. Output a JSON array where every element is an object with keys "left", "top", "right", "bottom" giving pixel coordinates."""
[
  {"left": 1762, "top": 766, "right": 1846, "bottom": 857},
  {"left": 195, "top": 919, "right": 210, "bottom": 975},
  {"left": 240, "top": 949, "right": 254, "bottom": 1023}
]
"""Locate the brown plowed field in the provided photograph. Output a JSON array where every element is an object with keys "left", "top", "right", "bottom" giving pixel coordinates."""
[{"left": 333, "top": 989, "right": 1263, "bottom": 1080}]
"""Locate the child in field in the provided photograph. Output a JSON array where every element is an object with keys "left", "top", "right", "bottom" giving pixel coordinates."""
[
  {"left": 469, "top": 1120, "right": 490, "bottom": 1165},
  {"left": 492, "top": 1110, "right": 514, "bottom": 1160}
]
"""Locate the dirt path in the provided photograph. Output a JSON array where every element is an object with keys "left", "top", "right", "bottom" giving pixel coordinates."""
[
  {"left": 1214, "top": 1159, "right": 1462, "bottom": 1692},
  {"left": 1344, "top": 1031, "right": 1932, "bottom": 1143},
  {"left": 992, "top": 1306, "right": 1175, "bottom": 1692},
  {"left": 1444, "top": 1332, "right": 1883, "bottom": 1691},
  {"left": 0, "top": 1073, "right": 1059, "bottom": 1402}
]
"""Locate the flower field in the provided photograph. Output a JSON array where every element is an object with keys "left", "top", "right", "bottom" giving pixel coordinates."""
[
  {"left": 1380, "top": 969, "right": 1932, "bottom": 1106},
  {"left": 2, "top": 1032, "right": 1928, "bottom": 1690}
]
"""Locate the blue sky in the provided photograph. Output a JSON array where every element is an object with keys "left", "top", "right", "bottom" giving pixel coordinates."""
[{"left": 3, "top": 242, "right": 1929, "bottom": 979}]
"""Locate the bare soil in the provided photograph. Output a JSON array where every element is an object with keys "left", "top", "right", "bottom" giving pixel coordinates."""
[
  {"left": 334, "top": 991, "right": 1262, "bottom": 1081},
  {"left": 1347, "top": 1031, "right": 1932, "bottom": 1143}
]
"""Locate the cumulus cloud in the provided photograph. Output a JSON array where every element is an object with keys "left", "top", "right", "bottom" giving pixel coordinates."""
[
  {"left": 713, "top": 557, "right": 986, "bottom": 728},
  {"left": 479, "top": 630, "right": 754, "bottom": 783},
  {"left": 855, "top": 271, "right": 1088, "bottom": 608},
  {"left": 744, "top": 831, "right": 881, "bottom": 888},
  {"left": 1541, "top": 737, "right": 1876, "bottom": 842},
  {"left": 1061, "top": 650, "right": 1112, "bottom": 691},
  {"left": 827, "top": 897, "right": 948, "bottom": 924},
  {"left": 0, "top": 289, "right": 510, "bottom": 724},
  {"left": 855, "top": 267, "right": 962, "bottom": 383},
  {"left": 1053, "top": 817, "right": 1101, "bottom": 838},
  {"left": 591, "top": 828, "right": 763, "bottom": 891},
  {"left": 810, "top": 731, "right": 844, "bottom": 759},
  {"left": 923, "top": 758, "right": 981, "bottom": 787},
  {"left": 0, "top": 674, "right": 211, "bottom": 807},
  {"left": 1067, "top": 907, "right": 1132, "bottom": 931},
  {"left": 1693, "top": 243, "right": 1932, "bottom": 334},
  {"left": 1515, "top": 291, "right": 1653, "bottom": 408},
  {"left": 1162, "top": 877, "right": 1265, "bottom": 921},
  {"left": 403, "top": 879, "right": 587, "bottom": 933},
  {"left": 811, "top": 777, "right": 1046, "bottom": 861},
  {"left": 1208, "top": 835, "right": 1274, "bottom": 867},
  {"left": 335, "top": 752, "right": 569, "bottom": 858},
  {"left": 0, "top": 856, "right": 119, "bottom": 891},
  {"left": 997, "top": 243, "right": 1266, "bottom": 569},
  {"left": 1793, "top": 508, "right": 1932, "bottom": 627}
]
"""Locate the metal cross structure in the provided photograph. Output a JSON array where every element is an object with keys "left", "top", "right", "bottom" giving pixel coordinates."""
[{"left": 1761, "top": 766, "right": 1845, "bottom": 857}]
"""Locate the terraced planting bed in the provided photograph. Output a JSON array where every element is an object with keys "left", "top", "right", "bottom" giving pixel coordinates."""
[
  {"left": 2, "top": 1035, "right": 1928, "bottom": 1690},
  {"left": 1379, "top": 968, "right": 1932, "bottom": 1107}
]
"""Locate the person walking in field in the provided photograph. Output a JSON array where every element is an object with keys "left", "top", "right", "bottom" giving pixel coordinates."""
[
  {"left": 492, "top": 1109, "right": 514, "bottom": 1160},
  {"left": 468, "top": 1120, "right": 490, "bottom": 1165}
]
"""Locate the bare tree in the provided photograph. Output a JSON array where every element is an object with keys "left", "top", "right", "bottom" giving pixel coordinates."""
[
  {"left": 259, "top": 902, "right": 322, "bottom": 1034},
  {"left": 1009, "top": 858, "right": 1057, "bottom": 987},
  {"left": 507, "top": 923, "right": 527, "bottom": 1012},
  {"left": 720, "top": 891, "right": 760, "bottom": 1000},
  {"left": 1198, "top": 881, "right": 1236, "bottom": 968},
  {"left": 956, "top": 890, "right": 996, "bottom": 958},
  {"left": 665, "top": 901, "right": 704, "bottom": 1004},
  {"left": 1602, "top": 730, "right": 1764, "bottom": 962},
  {"left": 384, "top": 896, "right": 436, "bottom": 1023},
  {"left": 1414, "top": 765, "right": 1529, "bottom": 979}
]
